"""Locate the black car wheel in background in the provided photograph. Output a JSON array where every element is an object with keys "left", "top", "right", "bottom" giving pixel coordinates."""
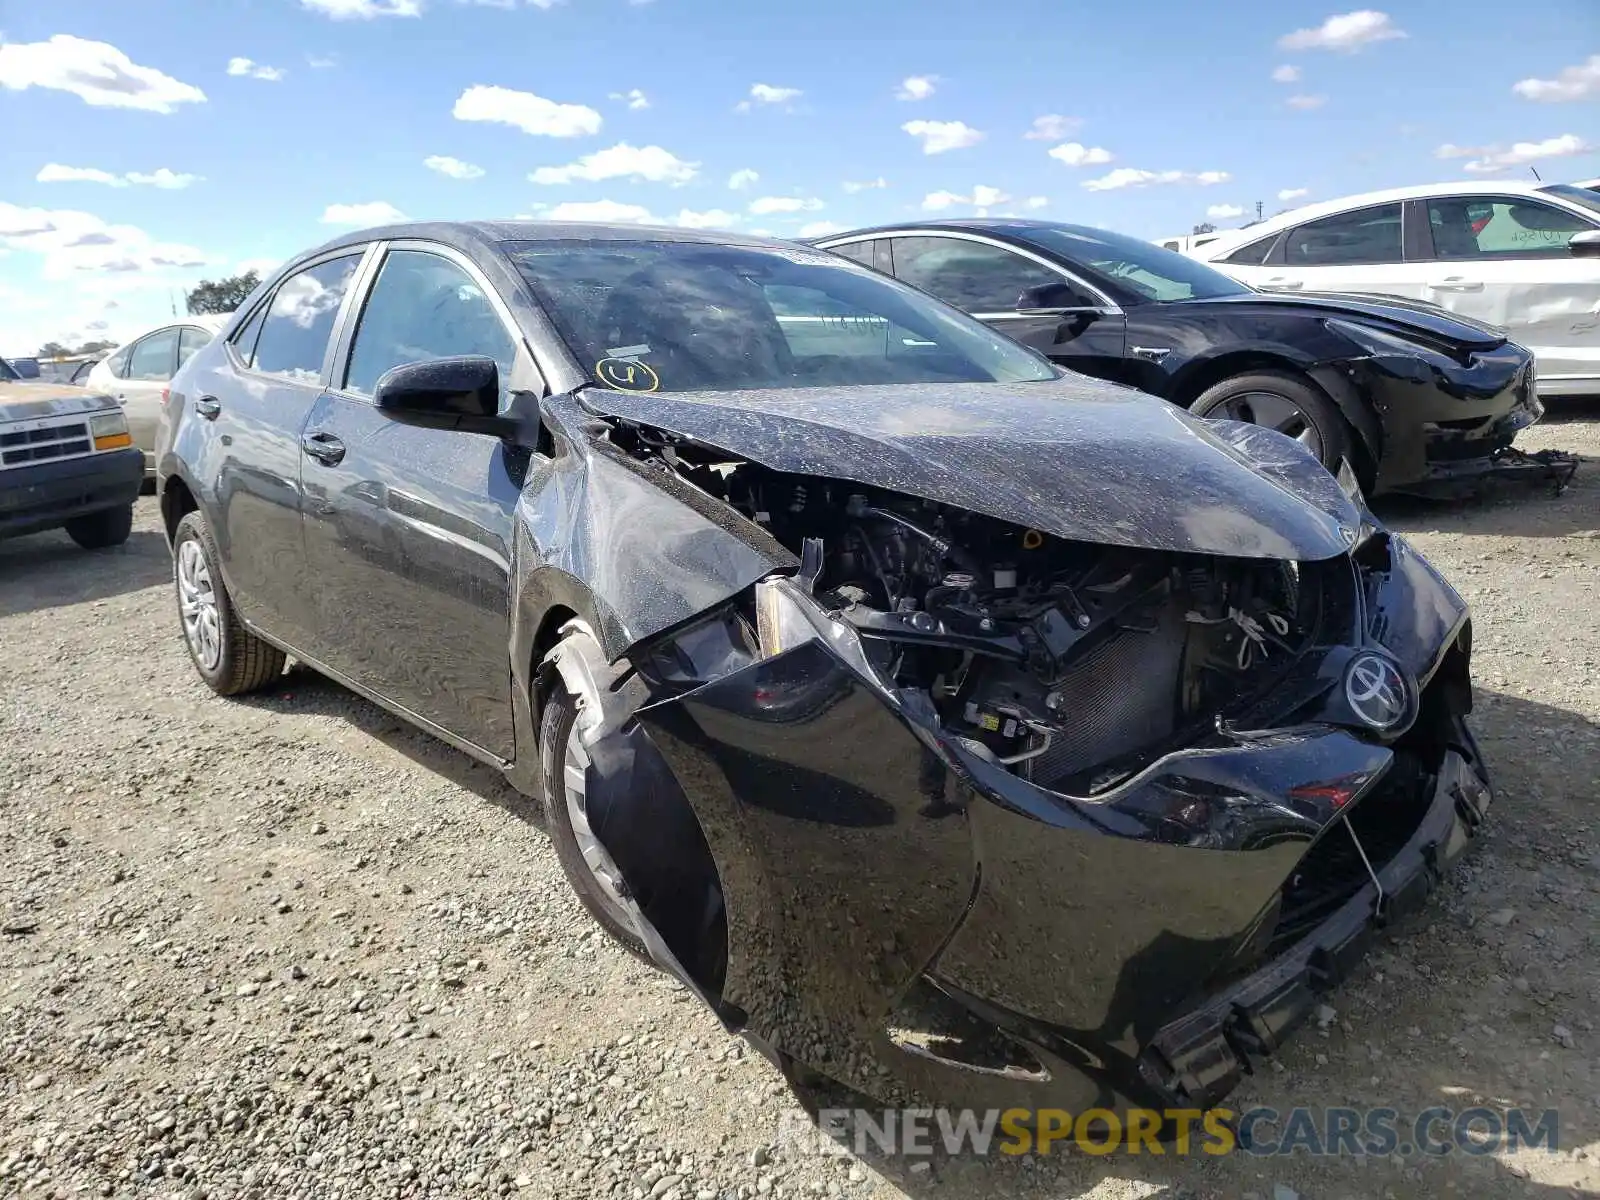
[{"left": 816, "top": 220, "right": 1543, "bottom": 495}]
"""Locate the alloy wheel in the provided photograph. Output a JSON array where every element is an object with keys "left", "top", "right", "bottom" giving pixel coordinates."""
[
  {"left": 176, "top": 538, "right": 222, "bottom": 672},
  {"left": 1214, "top": 390, "right": 1325, "bottom": 462}
]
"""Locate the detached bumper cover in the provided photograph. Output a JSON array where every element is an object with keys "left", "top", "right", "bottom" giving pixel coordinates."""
[{"left": 0, "top": 447, "right": 142, "bottom": 539}]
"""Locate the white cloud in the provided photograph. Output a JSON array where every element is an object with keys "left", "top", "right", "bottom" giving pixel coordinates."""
[
  {"left": 609, "top": 88, "right": 650, "bottom": 110},
  {"left": 1272, "top": 64, "right": 1302, "bottom": 82},
  {"left": 1024, "top": 196, "right": 1049, "bottom": 209},
  {"left": 1024, "top": 114, "right": 1081, "bottom": 141},
  {"left": 1446, "top": 133, "right": 1594, "bottom": 174},
  {"left": 530, "top": 143, "right": 698, "bottom": 185},
  {"left": 895, "top": 75, "right": 938, "bottom": 101},
  {"left": 460, "top": 0, "right": 566, "bottom": 7},
  {"left": 1207, "top": 203, "right": 1246, "bottom": 219},
  {"left": 842, "top": 177, "right": 887, "bottom": 192},
  {"left": 227, "top": 57, "right": 285, "bottom": 81},
  {"left": 0, "top": 202, "right": 209, "bottom": 280},
  {"left": 37, "top": 164, "right": 199, "bottom": 189},
  {"left": 1278, "top": 187, "right": 1311, "bottom": 201},
  {"left": 1081, "top": 168, "right": 1232, "bottom": 192},
  {"left": 728, "top": 168, "right": 760, "bottom": 190},
  {"left": 1278, "top": 10, "right": 1405, "bottom": 52},
  {"left": 748, "top": 196, "right": 825, "bottom": 215},
  {"left": 0, "top": 35, "right": 206, "bottom": 112},
  {"left": 541, "top": 200, "right": 654, "bottom": 223},
  {"left": 452, "top": 84, "right": 602, "bottom": 137},
  {"left": 1048, "top": 142, "right": 1114, "bottom": 167},
  {"left": 1286, "top": 93, "right": 1329, "bottom": 110},
  {"left": 672, "top": 209, "right": 740, "bottom": 229},
  {"left": 425, "top": 155, "right": 485, "bottom": 180},
  {"left": 1513, "top": 55, "right": 1600, "bottom": 103},
  {"left": 321, "top": 201, "right": 408, "bottom": 225},
  {"left": 307, "top": 54, "right": 338, "bottom": 68},
  {"left": 235, "top": 257, "right": 282, "bottom": 277},
  {"left": 902, "top": 119, "right": 984, "bottom": 154},
  {"left": 797, "top": 220, "right": 844, "bottom": 238},
  {"left": 737, "top": 83, "right": 801, "bottom": 111},
  {"left": 301, "top": 0, "right": 421, "bottom": 17},
  {"left": 921, "top": 186, "right": 1011, "bottom": 214}
]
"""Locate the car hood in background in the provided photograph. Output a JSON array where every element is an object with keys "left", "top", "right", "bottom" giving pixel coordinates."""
[
  {"left": 1178, "top": 290, "right": 1509, "bottom": 350},
  {"left": 0, "top": 379, "right": 119, "bottom": 420},
  {"left": 583, "top": 376, "right": 1361, "bottom": 561}
]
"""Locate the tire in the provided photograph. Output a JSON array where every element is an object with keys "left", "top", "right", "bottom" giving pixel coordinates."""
[
  {"left": 540, "top": 680, "right": 650, "bottom": 961},
  {"left": 1189, "top": 369, "right": 1352, "bottom": 471},
  {"left": 64, "top": 504, "right": 133, "bottom": 549},
  {"left": 172, "top": 510, "right": 286, "bottom": 696}
]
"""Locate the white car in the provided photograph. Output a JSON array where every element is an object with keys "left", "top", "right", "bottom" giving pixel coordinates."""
[
  {"left": 1191, "top": 181, "right": 1600, "bottom": 397},
  {"left": 86, "top": 314, "right": 230, "bottom": 478}
]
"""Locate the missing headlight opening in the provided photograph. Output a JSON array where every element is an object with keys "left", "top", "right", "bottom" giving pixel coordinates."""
[{"left": 627, "top": 424, "right": 1314, "bottom": 794}]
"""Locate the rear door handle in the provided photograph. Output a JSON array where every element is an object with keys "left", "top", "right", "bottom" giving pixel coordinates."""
[
  {"left": 1259, "top": 277, "right": 1304, "bottom": 291},
  {"left": 301, "top": 430, "right": 346, "bottom": 467},
  {"left": 193, "top": 396, "right": 221, "bottom": 419},
  {"left": 1429, "top": 276, "right": 1484, "bottom": 292}
]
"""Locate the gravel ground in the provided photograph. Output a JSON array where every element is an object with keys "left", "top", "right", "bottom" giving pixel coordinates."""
[{"left": 3, "top": 408, "right": 1599, "bottom": 1200}]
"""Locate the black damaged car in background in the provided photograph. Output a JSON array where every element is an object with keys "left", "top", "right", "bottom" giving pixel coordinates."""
[
  {"left": 814, "top": 219, "right": 1564, "bottom": 496},
  {"left": 157, "top": 221, "right": 1494, "bottom": 1122}
]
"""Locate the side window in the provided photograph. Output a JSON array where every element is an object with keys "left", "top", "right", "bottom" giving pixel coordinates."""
[
  {"left": 1427, "top": 197, "right": 1592, "bottom": 260},
  {"left": 104, "top": 344, "right": 133, "bottom": 379},
  {"left": 1223, "top": 234, "right": 1278, "bottom": 266},
  {"left": 177, "top": 326, "right": 213, "bottom": 368},
  {"left": 126, "top": 329, "right": 180, "bottom": 381},
  {"left": 251, "top": 254, "right": 362, "bottom": 383},
  {"left": 344, "top": 250, "right": 519, "bottom": 402},
  {"left": 231, "top": 305, "right": 267, "bottom": 366},
  {"left": 890, "top": 237, "right": 1067, "bottom": 313},
  {"left": 1284, "top": 203, "right": 1403, "bottom": 266},
  {"left": 825, "top": 240, "right": 876, "bottom": 268}
]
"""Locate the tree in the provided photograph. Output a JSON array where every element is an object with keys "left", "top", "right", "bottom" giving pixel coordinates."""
[
  {"left": 1191, "top": 222, "right": 1216, "bottom": 235},
  {"left": 186, "top": 271, "right": 259, "bottom": 316},
  {"left": 38, "top": 341, "right": 70, "bottom": 358},
  {"left": 77, "top": 339, "right": 117, "bottom": 356}
]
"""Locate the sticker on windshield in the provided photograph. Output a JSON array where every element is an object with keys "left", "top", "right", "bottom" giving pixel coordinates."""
[
  {"left": 605, "top": 344, "right": 651, "bottom": 360},
  {"left": 596, "top": 357, "right": 661, "bottom": 392},
  {"left": 772, "top": 247, "right": 860, "bottom": 269}
]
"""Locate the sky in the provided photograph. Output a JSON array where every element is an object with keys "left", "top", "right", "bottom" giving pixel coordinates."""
[{"left": 1, "top": 0, "right": 1596, "bottom": 356}]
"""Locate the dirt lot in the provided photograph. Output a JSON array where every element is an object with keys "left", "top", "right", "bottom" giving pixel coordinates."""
[{"left": 3, "top": 410, "right": 1599, "bottom": 1200}]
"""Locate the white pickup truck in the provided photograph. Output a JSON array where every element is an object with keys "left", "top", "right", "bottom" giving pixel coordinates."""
[{"left": 0, "top": 355, "right": 143, "bottom": 548}]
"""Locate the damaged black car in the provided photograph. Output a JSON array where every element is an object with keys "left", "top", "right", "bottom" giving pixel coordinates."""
[{"left": 157, "top": 222, "right": 1493, "bottom": 1120}]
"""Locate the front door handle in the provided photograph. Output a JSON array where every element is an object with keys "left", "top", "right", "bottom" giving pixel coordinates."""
[
  {"left": 1429, "top": 276, "right": 1484, "bottom": 292},
  {"left": 193, "top": 396, "right": 221, "bottom": 419},
  {"left": 1259, "top": 277, "right": 1304, "bottom": 291},
  {"left": 301, "top": 430, "right": 346, "bottom": 467}
]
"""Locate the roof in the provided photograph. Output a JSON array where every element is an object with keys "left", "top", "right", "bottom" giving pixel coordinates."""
[
  {"left": 1193, "top": 179, "right": 1591, "bottom": 258},
  {"left": 296, "top": 219, "right": 788, "bottom": 265}
]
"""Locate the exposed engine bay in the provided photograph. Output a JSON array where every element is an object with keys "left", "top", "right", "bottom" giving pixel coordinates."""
[{"left": 623, "top": 429, "right": 1317, "bottom": 792}]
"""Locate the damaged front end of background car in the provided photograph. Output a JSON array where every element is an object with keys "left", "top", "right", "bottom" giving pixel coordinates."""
[{"left": 518, "top": 381, "right": 1493, "bottom": 1120}]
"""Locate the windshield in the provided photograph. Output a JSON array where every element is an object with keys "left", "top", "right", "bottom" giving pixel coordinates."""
[
  {"left": 503, "top": 239, "right": 1058, "bottom": 393},
  {"left": 1538, "top": 184, "right": 1600, "bottom": 220},
  {"left": 1013, "top": 225, "right": 1252, "bottom": 303}
]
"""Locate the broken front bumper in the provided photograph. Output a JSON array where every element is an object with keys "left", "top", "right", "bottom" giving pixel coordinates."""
[{"left": 580, "top": 537, "right": 1490, "bottom": 1116}]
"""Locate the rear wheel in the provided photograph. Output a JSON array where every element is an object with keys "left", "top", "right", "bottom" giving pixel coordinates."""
[
  {"left": 64, "top": 504, "right": 133, "bottom": 549},
  {"left": 1189, "top": 369, "right": 1351, "bottom": 471},
  {"left": 540, "top": 680, "right": 650, "bottom": 961},
  {"left": 172, "top": 511, "right": 285, "bottom": 695}
]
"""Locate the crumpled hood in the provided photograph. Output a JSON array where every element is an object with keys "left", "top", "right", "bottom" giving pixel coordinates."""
[
  {"left": 581, "top": 375, "right": 1361, "bottom": 561},
  {"left": 0, "top": 379, "right": 118, "bottom": 421}
]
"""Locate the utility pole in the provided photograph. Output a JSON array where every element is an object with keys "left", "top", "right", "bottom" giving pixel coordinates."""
[{"left": 1256, "top": 200, "right": 1265, "bottom": 222}]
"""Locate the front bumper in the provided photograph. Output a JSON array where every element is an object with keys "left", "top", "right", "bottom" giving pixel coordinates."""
[{"left": 0, "top": 447, "right": 143, "bottom": 540}]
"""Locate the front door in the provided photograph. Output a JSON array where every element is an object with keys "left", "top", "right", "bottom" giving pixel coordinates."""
[
  {"left": 299, "top": 245, "right": 527, "bottom": 757},
  {"left": 1422, "top": 194, "right": 1600, "bottom": 386},
  {"left": 884, "top": 234, "right": 1128, "bottom": 380}
]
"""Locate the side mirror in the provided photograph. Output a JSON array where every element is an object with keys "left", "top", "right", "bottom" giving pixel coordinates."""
[
  {"left": 1568, "top": 230, "right": 1600, "bottom": 258},
  {"left": 1015, "top": 281, "right": 1097, "bottom": 314},
  {"left": 374, "top": 356, "right": 519, "bottom": 437}
]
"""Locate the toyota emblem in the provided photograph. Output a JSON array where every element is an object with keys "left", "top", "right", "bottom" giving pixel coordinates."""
[{"left": 1344, "top": 652, "right": 1411, "bottom": 732}]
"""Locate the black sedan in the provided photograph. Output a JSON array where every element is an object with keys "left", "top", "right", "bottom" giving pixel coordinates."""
[
  {"left": 814, "top": 219, "right": 1547, "bottom": 495},
  {"left": 157, "top": 221, "right": 1491, "bottom": 1121}
]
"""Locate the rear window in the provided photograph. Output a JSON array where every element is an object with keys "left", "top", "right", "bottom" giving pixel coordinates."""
[{"left": 1285, "top": 203, "right": 1403, "bottom": 266}]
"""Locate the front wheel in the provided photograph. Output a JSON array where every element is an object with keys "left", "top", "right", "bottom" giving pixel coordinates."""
[
  {"left": 1189, "top": 369, "right": 1351, "bottom": 471},
  {"left": 172, "top": 511, "right": 286, "bottom": 695},
  {"left": 64, "top": 504, "right": 133, "bottom": 549}
]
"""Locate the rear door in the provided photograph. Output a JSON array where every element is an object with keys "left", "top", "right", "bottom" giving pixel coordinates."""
[
  {"left": 1420, "top": 193, "right": 1600, "bottom": 385},
  {"left": 119, "top": 327, "right": 181, "bottom": 467},
  {"left": 181, "top": 251, "right": 368, "bottom": 650},
  {"left": 882, "top": 233, "right": 1127, "bottom": 380},
  {"left": 298, "top": 243, "right": 529, "bottom": 757},
  {"left": 1260, "top": 201, "right": 1427, "bottom": 301}
]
